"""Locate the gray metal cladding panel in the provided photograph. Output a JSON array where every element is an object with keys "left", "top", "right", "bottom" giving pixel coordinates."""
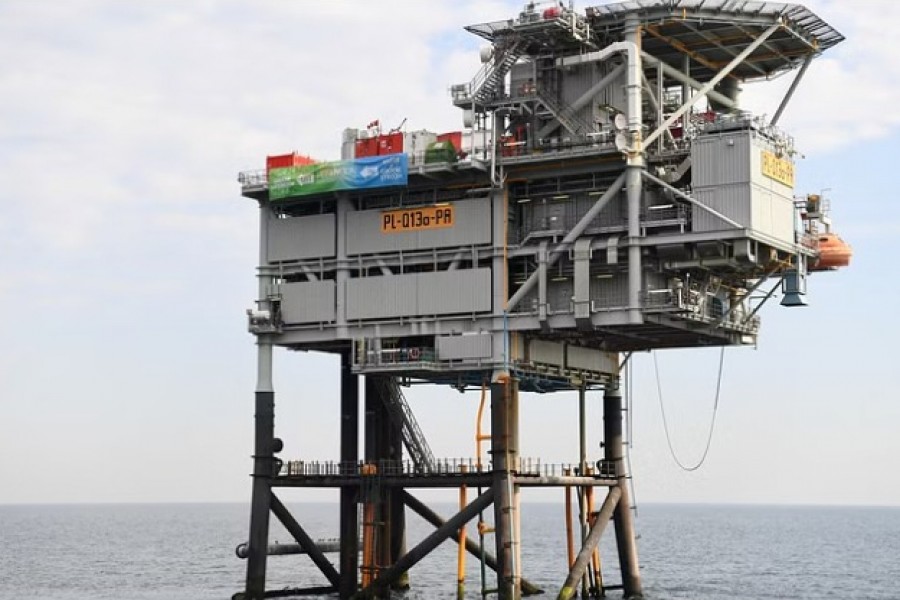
[
  {"left": 268, "top": 214, "right": 335, "bottom": 262},
  {"left": 345, "top": 199, "right": 491, "bottom": 255},
  {"left": 529, "top": 339, "right": 565, "bottom": 366},
  {"left": 436, "top": 333, "right": 492, "bottom": 360},
  {"left": 418, "top": 269, "right": 492, "bottom": 315},
  {"left": 279, "top": 281, "right": 335, "bottom": 324},
  {"left": 566, "top": 345, "right": 616, "bottom": 373},
  {"left": 591, "top": 274, "right": 628, "bottom": 309},
  {"left": 346, "top": 275, "right": 417, "bottom": 320},
  {"left": 692, "top": 185, "right": 752, "bottom": 232},
  {"left": 345, "top": 268, "right": 492, "bottom": 320},
  {"left": 547, "top": 280, "right": 574, "bottom": 313},
  {"left": 749, "top": 183, "right": 796, "bottom": 244},
  {"left": 691, "top": 131, "right": 752, "bottom": 188}
]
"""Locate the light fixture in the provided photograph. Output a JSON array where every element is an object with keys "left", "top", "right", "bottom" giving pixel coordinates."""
[{"left": 516, "top": 197, "right": 531, "bottom": 204}]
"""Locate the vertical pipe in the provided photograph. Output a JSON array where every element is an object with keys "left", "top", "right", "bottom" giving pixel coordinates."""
[
  {"left": 564, "top": 468, "right": 575, "bottom": 569},
  {"left": 339, "top": 349, "right": 360, "bottom": 599},
  {"left": 604, "top": 384, "right": 642, "bottom": 598},
  {"left": 624, "top": 16, "right": 645, "bottom": 326},
  {"left": 458, "top": 465, "right": 468, "bottom": 600},
  {"left": 577, "top": 385, "right": 588, "bottom": 597}
]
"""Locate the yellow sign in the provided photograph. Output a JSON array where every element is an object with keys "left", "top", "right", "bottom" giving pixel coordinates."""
[
  {"left": 761, "top": 150, "right": 795, "bottom": 187},
  {"left": 381, "top": 205, "right": 455, "bottom": 234}
]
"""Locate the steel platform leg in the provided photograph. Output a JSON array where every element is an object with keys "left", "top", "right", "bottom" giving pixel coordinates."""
[
  {"left": 245, "top": 342, "right": 275, "bottom": 600},
  {"left": 340, "top": 350, "right": 360, "bottom": 599},
  {"left": 604, "top": 385, "right": 643, "bottom": 598},
  {"left": 491, "top": 378, "right": 521, "bottom": 600}
]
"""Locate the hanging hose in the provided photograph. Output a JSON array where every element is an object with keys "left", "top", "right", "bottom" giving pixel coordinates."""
[{"left": 653, "top": 347, "right": 726, "bottom": 472}]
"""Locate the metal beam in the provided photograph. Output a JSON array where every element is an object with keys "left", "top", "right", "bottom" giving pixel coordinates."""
[
  {"left": 556, "top": 487, "right": 621, "bottom": 600},
  {"left": 641, "top": 53, "right": 737, "bottom": 110},
  {"left": 401, "top": 491, "right": 543, "bottom": 596},
  {"left": 537, "top": 64, "right": 626, "bottom": 139},
  {"left": 356, "top": 488, "right": 496, "bottom": 598},
  {"left": 641, "top": 170, "right": 744, "bottom": 229},
  {"left": 270, "top": 494, "right": 341, "bottom": 588},
  {"left": 507, "top": 172, "right": 626, "bottom": 312},
  {"left": 771, "top": 53, "right": 813, "bottom": 126},
  {"left": 644, "top": 21, "right": 781, "bottom": 147}
]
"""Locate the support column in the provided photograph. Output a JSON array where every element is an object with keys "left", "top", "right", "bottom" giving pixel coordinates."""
[
  {"left": 244, "top": 341, "right": 275, "bottom": 600},
  {"left": 245, "top": 199, "right": 276, "bottom": 600},
  {"left": 604, "top": 384, "right": 642, "bottom": 598},
  {"left": 624, "top": 16, "right": 645, "bottom": 326},
  {"left": 388, "top": 408, "right": 409, "bottom": 590},
  {"left": 340, "top": 350, "right": 360, "bottom": 599},
  {"left": 491, "top": 378, "right": 521, "bottom": 600}
]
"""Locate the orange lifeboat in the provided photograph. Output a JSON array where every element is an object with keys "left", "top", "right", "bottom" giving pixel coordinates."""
[{"left": 810, "top": 233, "right": 852, "bottom": 271}]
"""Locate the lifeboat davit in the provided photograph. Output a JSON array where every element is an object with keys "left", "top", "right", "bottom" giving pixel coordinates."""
[{"left": 810, "top": 233, "right": 852, "bottom": 271}]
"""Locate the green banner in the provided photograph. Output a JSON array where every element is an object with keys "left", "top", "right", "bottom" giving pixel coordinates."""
[{"left": 268, "top": 155, "right": 409, "bottom": 200}]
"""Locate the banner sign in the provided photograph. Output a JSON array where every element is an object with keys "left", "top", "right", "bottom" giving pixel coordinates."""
[
  {"left": 268, "top": 154, "right": 408, "bottom": 200},
  {"left": 381, "top": 205, "right": 455, "bottom": 234}
]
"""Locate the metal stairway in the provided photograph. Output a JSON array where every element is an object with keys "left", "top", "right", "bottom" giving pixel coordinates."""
[
  {"left": 377, "top": 377, "right": 435, "bottom": 473},
  {"left": 536, "top": 88, "right": 594, "bottom": 136},
  {"left": 455, "top": 39, "right": 524, "bottom": 106}
]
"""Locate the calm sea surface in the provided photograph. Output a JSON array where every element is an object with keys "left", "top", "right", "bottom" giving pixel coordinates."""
[{"left": 1, "top": 502, "right": 898, "bottom": 600}]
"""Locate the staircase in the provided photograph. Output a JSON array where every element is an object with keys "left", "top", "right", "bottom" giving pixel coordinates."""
[
  {"left": 377, "top": 377, "right": 435, "bottom": 473},
  {"left": 453, "top": 39, "right": 524, "bottom": 107},
  {"left": 536, "top": 88, "right": 594, "bottom": 136}
]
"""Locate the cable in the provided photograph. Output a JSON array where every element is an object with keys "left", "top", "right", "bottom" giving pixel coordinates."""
[{"left": 653, "top": 347, "right": 725, "bottom": 472}]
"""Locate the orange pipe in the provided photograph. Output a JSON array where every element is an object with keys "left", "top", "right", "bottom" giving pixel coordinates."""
[{"left": 564, "top": 468, "right": 575, "bottom": 568}]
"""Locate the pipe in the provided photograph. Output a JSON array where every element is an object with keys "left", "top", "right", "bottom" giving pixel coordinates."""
[
  {"left": 564, "top": 469, "right": 576, "bottom": 569},
  {"left": 357, "top": 489, "right": 496, "bottom": 598},
  {"left": 506, "top": 172, "right": 626, "bottom": 312},
  {"left": 401, "top": 491, "right": 544, "bottom": 596},
  {"left": 235, "top": 540, "right": 342, "bottom": 559},
  {"left": 556, "top": 487, "right": 622, "bottom": 600},
  {"left": 458, "top": 465, "right": 468, "bottom": 600}
]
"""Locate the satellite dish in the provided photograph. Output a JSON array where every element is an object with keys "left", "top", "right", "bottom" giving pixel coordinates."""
[
  {"left": 614, "top": 113, "right": 628, "bottom": 130},
  {"left": 614, "top": 133, "right": 629, "bottom": 152},
  {"left": 480, "top": 46, "right": 494, "bottom": 63}
]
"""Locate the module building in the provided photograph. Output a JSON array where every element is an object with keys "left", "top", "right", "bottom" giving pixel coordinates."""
[{"left": 235, "top": 2, "right": 849, "bottom": 599}]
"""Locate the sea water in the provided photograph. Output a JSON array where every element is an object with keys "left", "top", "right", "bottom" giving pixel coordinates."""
[{"left": 1, "top": 503, "right": 898, "bottom": 599}]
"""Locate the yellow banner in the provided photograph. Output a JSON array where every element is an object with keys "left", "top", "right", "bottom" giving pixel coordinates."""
[
  {"left": 761, "top": 150, "right": 795, "bottom": 187},
  {"left": 381, "top": 205, "right": 455, "bottom": 234}
]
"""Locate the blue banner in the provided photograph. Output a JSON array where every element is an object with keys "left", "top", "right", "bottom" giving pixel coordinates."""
[{"left": 269, "top": 154, "right": 408, "bottom": 200}]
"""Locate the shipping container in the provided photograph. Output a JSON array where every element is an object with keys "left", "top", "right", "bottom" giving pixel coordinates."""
[{"left": 266, "top": 152, "right": 316, "bottom": 172}]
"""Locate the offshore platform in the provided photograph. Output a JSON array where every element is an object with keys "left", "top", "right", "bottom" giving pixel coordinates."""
[{"left": 235, "top": 1, "right": 849, "bottom": 598}]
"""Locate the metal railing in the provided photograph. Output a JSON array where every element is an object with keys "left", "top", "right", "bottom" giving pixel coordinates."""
[{"left": 279, "top": 457, "right": 618, "bottom": 480}]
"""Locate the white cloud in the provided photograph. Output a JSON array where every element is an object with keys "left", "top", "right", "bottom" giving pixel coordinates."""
[{"left": 740, "top": 0, "right": 900, "bottom": 152}]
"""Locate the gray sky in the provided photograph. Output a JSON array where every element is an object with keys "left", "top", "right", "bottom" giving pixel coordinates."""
[{"left": 1, "top": 0, "right": 898, "bottom": 506}]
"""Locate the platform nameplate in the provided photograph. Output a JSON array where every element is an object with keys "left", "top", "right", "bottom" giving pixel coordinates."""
[
  {"left": 381, "top": 205, "right": 455, "bottom": 234},
  {"left": 761, "top": 150, "right": 795, "bottom": 187}
]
